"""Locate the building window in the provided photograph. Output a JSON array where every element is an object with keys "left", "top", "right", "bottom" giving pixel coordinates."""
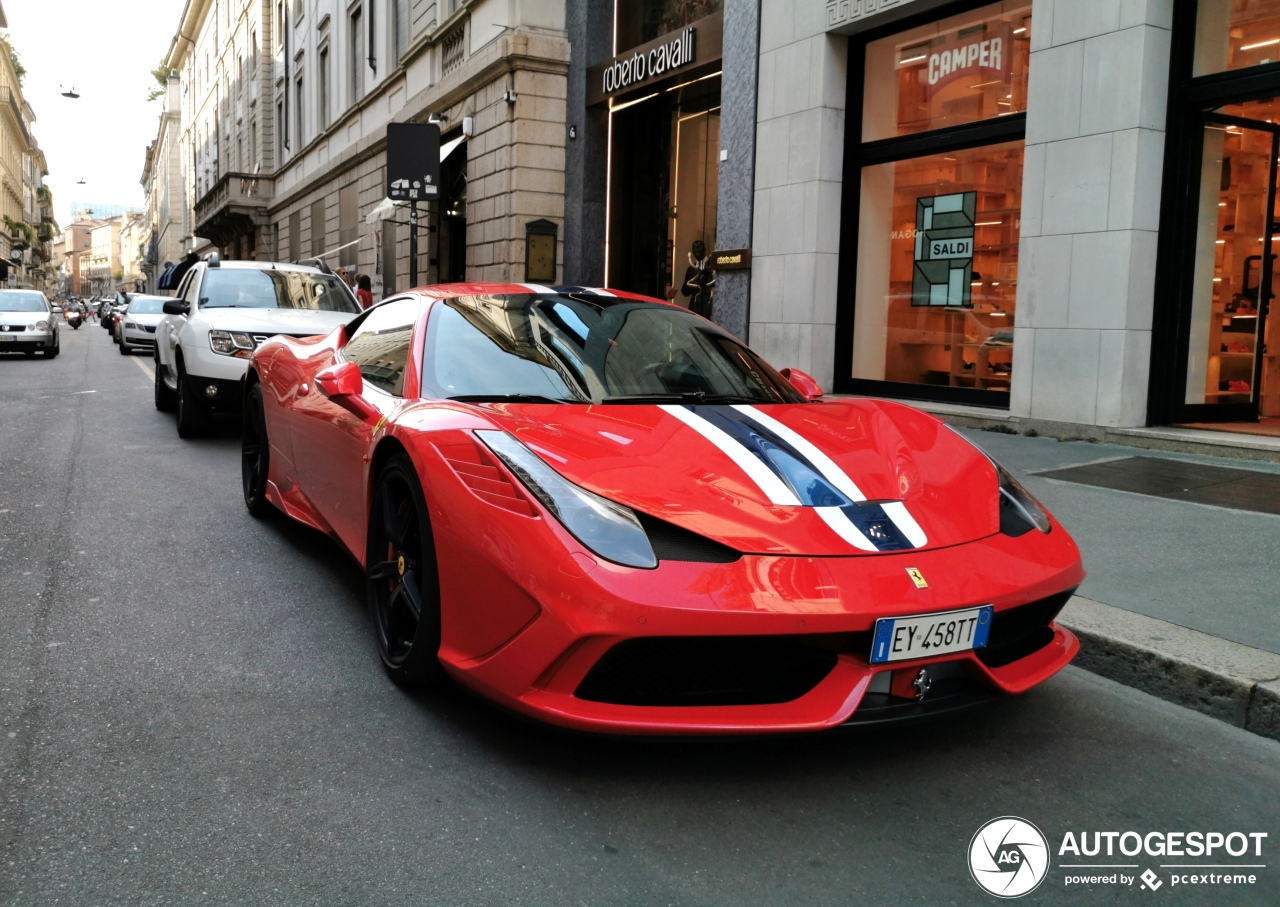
[
  {"left": 1195, "top": 0, "right": 1280, "bottom": 76},
  {"left": 277, "top": 100, "right": 285, "bottom": 160},
  {"left": 276, "top": 2, "right": 285, "bottom": 47},
  {"left": 295, "top": 74, "right": 305, "bottom": 147},
  {"left": 289, "top": 210, "right": 301, "bottom": 261},
  {"left": 839, "top": 2, "right": 1029, "bottom": 406},
  {"left": 319, "top": 46, "right": 330, "bottom": 129},
  {"left": 251, "top": 29, "right": 258, "bottom": 72},
  {"left": 350, "top": 6, "right": 365, "bottom": 100},
  {"left": 311, "top": 199, "right": 326, "bottom": 256},
  {"left": 339, "top": 183, "right": 358, "bottom": 269},
  {"left": 394, "top": 0, "right": 408, "bottom": 62}
]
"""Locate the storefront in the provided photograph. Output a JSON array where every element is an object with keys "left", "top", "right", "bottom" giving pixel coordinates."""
[
  {"left": 585, "top": 1, "right": 725, "bottom": 306},
  {"left": 836, "top": 1, "right": 1030, "bottom": 407},
  {"left": 1152, "top": 0, "right": 1280, "bottom": 434}
]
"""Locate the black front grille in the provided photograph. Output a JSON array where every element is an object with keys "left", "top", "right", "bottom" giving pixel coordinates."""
[
  {"left": 0, "top": 324, "right": 27, "bottom": 332},
  {"left": 637, "top": 513, "right": 741, "bottom": 563},
  {"left": 976, "top": 589, "right": 1075, "bottom": 668},
  {"left": 575, "top": 637, "right": 840, "bottom": 707}
]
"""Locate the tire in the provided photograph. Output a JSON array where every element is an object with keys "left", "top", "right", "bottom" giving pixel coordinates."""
[
  {"left": 366, "top": 454, "right": 444, "bottom": 688},
  {"left": 154, "top": 359, "right": 176, "bottom": 411},
  {"left": 43, "top": 337, "right": 59, "bottom": 359},
  {"left": 175, "top": 361, "right": 211, "bottom": 438},
  {"left": 118, "top": 337, "right": 130, "bottom": 354},
  {"left": 241, "top": 383, "right": 273, "bottom": 516}
]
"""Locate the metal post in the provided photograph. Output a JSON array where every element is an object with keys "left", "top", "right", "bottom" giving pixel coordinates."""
[{"left": 409, "top": 201, "right": 418, "bottom": 287}]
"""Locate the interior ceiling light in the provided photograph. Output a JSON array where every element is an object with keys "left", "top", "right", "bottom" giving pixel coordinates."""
[{"left": 1240, "top": 37, "right": 1280, "bottom": 50}]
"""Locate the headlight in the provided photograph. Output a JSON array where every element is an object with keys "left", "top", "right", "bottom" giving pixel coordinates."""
[
  {"left": 995, "top": 462, "right": 1051, "bottom": 536},
  {"left": 209, "top": 330, "right": 256, "bottom": 356},
  {"left": 34, "top": 321, "right": 48, "bottom": 330},
  {"left": 477, "top": 430, "right": 657, "bottom": 569}
]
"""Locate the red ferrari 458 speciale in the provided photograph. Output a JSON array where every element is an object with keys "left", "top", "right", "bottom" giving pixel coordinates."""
[{"left": 242, "top": 283, "right": 1083, "bottom": 735}]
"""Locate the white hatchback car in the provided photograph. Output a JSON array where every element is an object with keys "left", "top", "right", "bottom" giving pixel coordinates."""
[
  {"left": 118, "top": 294, "right": 171, "bottom": 355},
  {"left": 154, "top": 256, "right": 362, "bottom": 437},
  {"left": 0, "top": 289, "right": 60, "bottom": 358}
]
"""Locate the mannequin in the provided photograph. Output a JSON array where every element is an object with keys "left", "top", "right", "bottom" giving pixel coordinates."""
[{"left": 681, "top": 239, "right": 716, "bottom": 319}]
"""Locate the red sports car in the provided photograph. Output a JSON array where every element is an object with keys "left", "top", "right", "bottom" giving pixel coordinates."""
[{"left": 242, "top": 284, "right": 1083, "bottom": 735}]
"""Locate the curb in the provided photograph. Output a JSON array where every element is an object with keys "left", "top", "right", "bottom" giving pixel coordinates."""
[{"left": 1058, "top": 597, "right": 1280, "bottom": 743}]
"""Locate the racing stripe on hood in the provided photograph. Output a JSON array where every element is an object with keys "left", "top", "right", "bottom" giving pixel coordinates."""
[{"left": 661, "top": 404, "right": 927, "bottom": 553}]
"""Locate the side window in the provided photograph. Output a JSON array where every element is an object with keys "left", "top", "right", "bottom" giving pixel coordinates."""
[
  {"left": 341, "top": 297, "right": 421, "bottom": 396},
  {"left": 178, "top": 270, "right": 200, "bottom": 305}
]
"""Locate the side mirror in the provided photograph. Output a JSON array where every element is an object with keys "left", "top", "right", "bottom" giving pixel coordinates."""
[
  {"left": 780, "top": 367, "right": 824, "bottom": 401},
  {"left": 162, "top": 299, "right": 189, "bottom": 316},
  {"left": 315, "top": 360, "right": 364, "bottom": 398}
]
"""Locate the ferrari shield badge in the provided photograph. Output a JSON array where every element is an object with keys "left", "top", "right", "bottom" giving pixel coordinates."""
[{"left": 906, "top": 567, "right": 928, "bottom": 589}]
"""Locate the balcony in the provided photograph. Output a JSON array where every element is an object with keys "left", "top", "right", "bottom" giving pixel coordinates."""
[
  {"left": 193, "top": 171, "right": 274, "bottom": 248},
  {"left": 2, "top": 88, "right": 31, "bottom": 147}
]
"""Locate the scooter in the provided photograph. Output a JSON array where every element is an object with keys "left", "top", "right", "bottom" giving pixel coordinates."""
[{"left": 65, "top": 308, "right": 83, "bottom": 329}]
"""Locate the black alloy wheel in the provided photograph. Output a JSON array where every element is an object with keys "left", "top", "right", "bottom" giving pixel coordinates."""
[
  {"left": 175, "top": 361, "right": 211, "bottom": 438},
  {"left": 366, "top": 454, "right": 444, "bottom": 688},
  {"left": 154, "top": 359, "right": 175, "bottom": 411},
  {"left": 241, "top": 383, "right": 272, "bottom": 516}
]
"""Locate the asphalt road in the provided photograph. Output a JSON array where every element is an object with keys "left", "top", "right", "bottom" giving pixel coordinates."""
[{"left": 1, "top": 324, "right": 1278, "bottom": 906}]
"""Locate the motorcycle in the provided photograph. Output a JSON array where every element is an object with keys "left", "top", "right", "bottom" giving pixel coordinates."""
[{"left": 66, "top": 308, "right": 83, "bottom": 329}]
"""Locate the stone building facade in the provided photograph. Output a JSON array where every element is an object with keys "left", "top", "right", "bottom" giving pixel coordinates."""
[{"left": 164, "top": 0, "right": 571, "bottom": 296}]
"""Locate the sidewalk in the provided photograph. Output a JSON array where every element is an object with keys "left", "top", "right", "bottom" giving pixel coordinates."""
[{"left": 951, "top": 426, "right": 1280, "bottom": 742}]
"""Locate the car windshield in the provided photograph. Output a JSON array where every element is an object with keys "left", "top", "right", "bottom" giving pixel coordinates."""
[
  {"left": 421, "top": 294, "right": 803, "bottom": 405},
  {"left": 0, "top": 291, "right": 47, "bottom": 312},
  {"left": 126, "top": 297, "right": 168, "bottom": 315},
  {"left": 199, "top": 268, "right": 361, "bottom": 313}
]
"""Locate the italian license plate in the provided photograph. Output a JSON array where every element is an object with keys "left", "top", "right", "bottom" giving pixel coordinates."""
[
  {"left": 0, "top": 335, "right": 13, "bottom": 341},
  {"left": 870, "top": 605, "right": 993, "bottom": 664}
]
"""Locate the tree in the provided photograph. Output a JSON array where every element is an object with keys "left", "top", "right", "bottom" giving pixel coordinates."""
[
  {"left": 147, "top": 61, "right": 174, "bottom": 102},
  {"left": 0, "top": 36, "right": 25, "bottom": 86}
]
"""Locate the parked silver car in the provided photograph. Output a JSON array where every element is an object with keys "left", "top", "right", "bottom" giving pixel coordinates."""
[
  {"left": 0, "top": 289, "right": 60, "bottom": 358},
  {"left": 118, "top": 294, "right": 169, "bottom": 355}
]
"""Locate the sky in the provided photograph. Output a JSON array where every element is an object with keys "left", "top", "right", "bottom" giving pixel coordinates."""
[{"left": 4, "top": 0, "right": 187, "bottom": 228}]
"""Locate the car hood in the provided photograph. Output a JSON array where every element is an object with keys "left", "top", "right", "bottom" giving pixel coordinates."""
[
  {"left": 125, "top": 312, "right": 164, "bottom": 326},
  {"left": 0, "top": 312, "right": 48, "bottom": 326},
  {"left": 475, "top": 399, "right": 1000, "bottom": 557},
  {"left": 197, "top": 307, "right": 356, "bottom": 335}
]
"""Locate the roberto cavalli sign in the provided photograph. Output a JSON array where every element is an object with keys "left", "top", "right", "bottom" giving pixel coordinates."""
[
  {"left": 912, "top": 191, "right": 976, "bottom": 308},
  {"left": 587, "top": 12, "right": 724, "bottom": 107}
]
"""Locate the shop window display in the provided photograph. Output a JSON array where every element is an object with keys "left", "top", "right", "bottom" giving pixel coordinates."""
[
  {"left": 617, "top": 0, "right": 723, "bottom": 51},
  {"left": 1195, "top": 0, "right": 1280, "bottom": 76},
  {"left": 862, "top": 2, "right": 1030, "bottom": 142},
  {"left": 845, "top": 2, "right": 1027, "bottom": 400},
  {"left": 855, "top": 143, "right": 1022, "bottom": 391}
]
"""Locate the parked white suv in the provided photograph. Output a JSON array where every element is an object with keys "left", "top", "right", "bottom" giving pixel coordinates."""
[{"left": 155, "top": 256, "right": 362, "bottom": 437}]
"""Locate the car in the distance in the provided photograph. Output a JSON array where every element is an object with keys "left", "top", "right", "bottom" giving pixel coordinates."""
[
  {"left": 155, "top": 256, "right": 362, "bottom": 437},
  {"left": 117, "top": 294, "right": 170, "bottom": 355},
  {"left": 0, "top": 289, "right": 60, "bottom": 357}
]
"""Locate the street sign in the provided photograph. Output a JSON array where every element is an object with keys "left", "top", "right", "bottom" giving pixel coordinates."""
[{"left": 386, "top": 122, "right": 441, "bottom": 202}]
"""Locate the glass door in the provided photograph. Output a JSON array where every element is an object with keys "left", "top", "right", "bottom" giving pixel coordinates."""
[{"left": 1183, "top": 112, "right": 1278, "bottom": 422}]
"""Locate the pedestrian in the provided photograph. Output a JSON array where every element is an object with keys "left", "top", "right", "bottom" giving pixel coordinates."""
[
  {"left": 337, "top": 267, "right": 353, "bottom": 288},
  {"left": 356, "top": 273, "right": 374, "bottom": 309},
  {"left": 680, "top": 239, "right": 716, "bottom": 319}
]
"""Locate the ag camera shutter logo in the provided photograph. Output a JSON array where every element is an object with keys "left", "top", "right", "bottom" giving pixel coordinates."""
[{"left": 969, "top": 816, "right": 1050, "bottom": 898}]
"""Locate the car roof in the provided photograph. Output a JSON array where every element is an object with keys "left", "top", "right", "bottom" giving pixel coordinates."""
[
  {"left": 410, "top": 282, "right": 665, "bottom": 305},
  {"left": 200, "top": 259, "right": 330, "bottom": 275}
]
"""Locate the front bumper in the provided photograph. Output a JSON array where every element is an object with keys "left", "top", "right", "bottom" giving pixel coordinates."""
[
  {"left": 122, "top": 327, "right": 156, "bottom": 348},
  {"left": 0, "top": 331, "right": 55, "bottom": 351},
  {"left": 426, "top": 454, "right": 1085, "bottom": 736}
]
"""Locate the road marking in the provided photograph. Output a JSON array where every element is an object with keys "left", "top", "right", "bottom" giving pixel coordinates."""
[{"left": 130, "top": 356, "right": 156, "bottom": 382}]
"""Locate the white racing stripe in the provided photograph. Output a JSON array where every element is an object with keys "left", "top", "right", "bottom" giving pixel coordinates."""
[
  {"left": 734, "top": 404, "right": 928, "bottom": 550},
  {"left": 661, "top": 405, "right": 801, "bottom": 506},
  {"left": 522, "top": 283, "right": 557, "bottom": 295},
  {"left": 814, "top": 507, "right": 879, "bottom": 552},
  {"left": 881, "top": 502, "right": 927, "bottom": 548},
  {"left": 732, "top": 405, "right": 867, "bottom": 502}
]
